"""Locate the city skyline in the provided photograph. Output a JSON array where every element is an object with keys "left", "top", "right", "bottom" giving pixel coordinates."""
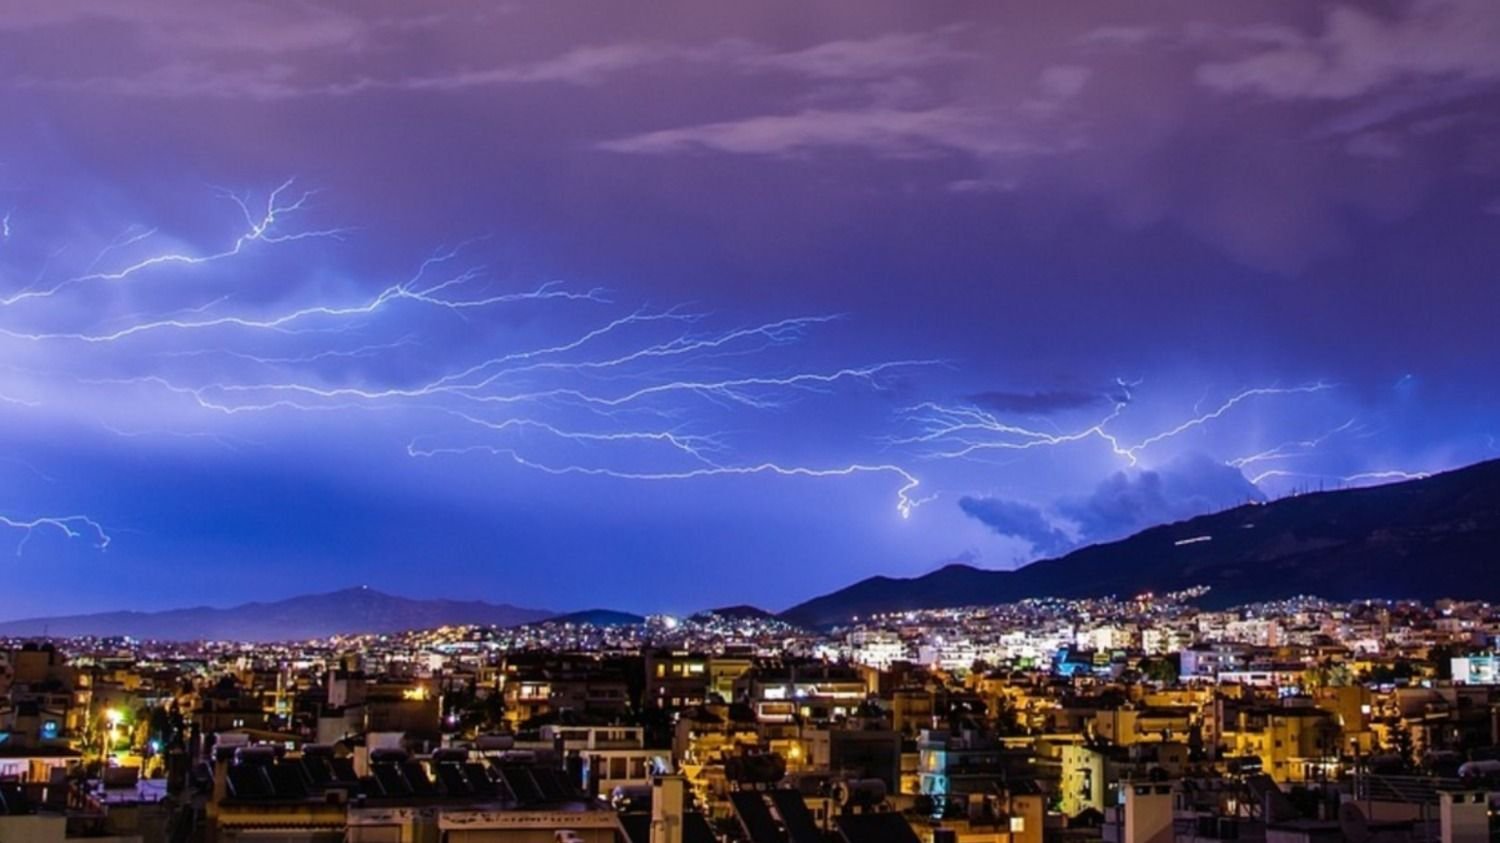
[{"left": 3, "top": 1, "right": 1500, "bottom": 617}]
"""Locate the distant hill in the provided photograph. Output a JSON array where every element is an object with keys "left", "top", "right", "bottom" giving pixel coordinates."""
[
  {"left": 543, "top": 609, "right": 647, "bottom": 627},
  {"left": 0, "top": 587, "right": 554, "bottom": 642},
  {"left": 690, "top": 605, "right": 776, "bottom": 622},
  {"left": 781, "top": 459, "right": 1500, "bottom": 627}
]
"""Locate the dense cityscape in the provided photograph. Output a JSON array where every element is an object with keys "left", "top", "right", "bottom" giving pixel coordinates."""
[{"left": 4, "top": 588, "right": 1500, "bottom": 841}]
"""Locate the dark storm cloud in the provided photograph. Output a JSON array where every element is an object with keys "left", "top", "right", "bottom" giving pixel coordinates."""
[
  {"left": 1193, "top": 2, "right": 1500, "bottom": 105},
  {"left": 587, "top": 1, "right": 1500, "bottom": 271},
  {"left": 7, "top": 1, "right": 1500, "bottom": 272},
  {"left": 1059, "top": 453, "right": 1266, "bottom": 545},
  {"left": 957, "top": 496, "right": 1073, "bottom": 557},
  {"left": 966, "top": 389, "right": 1106, "bottom": 415},
  {"left": 957, "top": 453, "right": 1265, "bottom": 553}
]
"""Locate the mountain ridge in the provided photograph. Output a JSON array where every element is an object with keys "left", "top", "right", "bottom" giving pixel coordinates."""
[
  {"left": 544, "top": 609, "right": 648, "bottom": 627},
  {"left": 0, "top": 587, "right": 554, "bottom": 642},
  {"left": 8, "top": 459, "right": 1497, "bottom": 639},
  {"left": 779, "top": 459, "right": 1500, "bottom": 627}
]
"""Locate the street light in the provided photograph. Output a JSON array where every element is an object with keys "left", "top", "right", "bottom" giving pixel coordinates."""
[{"left": 105, "top": 708, "right": 124, "bottom": 752}]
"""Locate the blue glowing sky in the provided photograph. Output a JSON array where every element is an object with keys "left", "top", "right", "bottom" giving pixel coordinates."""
[{"left": 2, "top": 1, "right": 1498, "bottom": 616}]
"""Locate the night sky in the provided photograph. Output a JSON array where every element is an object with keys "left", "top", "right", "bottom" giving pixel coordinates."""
[{"left": 2, "top": 1, "right": 1498, "bottom": 617}]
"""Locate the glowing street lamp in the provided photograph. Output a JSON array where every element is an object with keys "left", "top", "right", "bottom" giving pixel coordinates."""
[{"left": 105, "top": 708, "right": 124, "bottom": 751}]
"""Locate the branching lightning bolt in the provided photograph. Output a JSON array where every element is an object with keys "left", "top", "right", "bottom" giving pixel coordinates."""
[
  {"left": 1228, "top": 418, "right": 1358, "bottom": 469},
  {"left": 1, "top": 182, "right": 942, "bottom": 536},
  {"left": 1123, "top": 383, "right": 1334, "bottom": 459},
  {"left": 407, "top": 443, "right": 927, "bottom": 519},
  {"left": 0, "top": 514, "right": 110, "bottom": 555},
  {"left": 6, "top": 177, "right": 1423, "bottom": 551},
  {"left": 898, "top": 380, "right": 1336, "bottom": 467},
  {"left": 1, "top": 179, "right": 348, "bottom": 306}
]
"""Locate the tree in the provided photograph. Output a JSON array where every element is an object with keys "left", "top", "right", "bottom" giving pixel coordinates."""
[
  {"left": 1364, "top": 660, "right": 1416, "bottom": 685},
  {"left": 992, "top": 695, "right": 1026, "bottom": 736},
  {"left": 1387, "top": 721, "right": 1416, "bottom": 769},
  {"left": 147, "top": 705, "right": 176, "bottom": 749},
  {"left": 1304, "top": 660, "right": 1352, "bottom": 689},
  {"left": 1428, "top": 645, "right": 1457, "bottom": 681},
  {"left": 1142, "top": 655, "right": 1179, "bottom": 685}
]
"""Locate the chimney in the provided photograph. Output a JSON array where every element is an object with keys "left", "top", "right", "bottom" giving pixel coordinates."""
[
  {"left": 208, "top": 754, "right": 230, "bottom": 820},
  {"left": 588, "top": 754, "right": 603, "bottom": 800},
  {"left": 651, "top": 775, "right": 686, "bottom": 843},
  {"left": 566, "top": 750, "right": 585, "bottom": 790},
  {"left": 166, "top": 747, "right": 188, "bottom": 796},
  {"left": 1440, "top": 791, "right": 1489, "bottom": 843}
]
